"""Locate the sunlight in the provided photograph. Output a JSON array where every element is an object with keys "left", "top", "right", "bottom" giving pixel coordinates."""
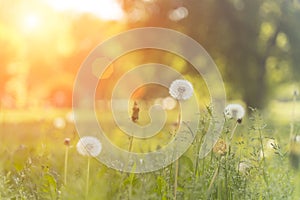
[
  {"left": 22, "top": 13, "right": 41, "bottom": 32},
  {"left": 45, "top": 0, "right": 124, "bottom": 21}
]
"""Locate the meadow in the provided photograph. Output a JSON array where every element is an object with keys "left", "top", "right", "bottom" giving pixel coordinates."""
[
  {"left": 1, "top": 0, "right": 300, "bottom": 199},
  {"left": 1, "top": 101, "right": 300, "bottom": 200}
]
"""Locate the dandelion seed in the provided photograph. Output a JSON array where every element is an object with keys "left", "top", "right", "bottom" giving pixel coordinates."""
[
  {"left": 224, "top": 104, "right": 245, "bottom": 122},
  {"left": 76, "top": 136, "right": 102, "bottom": 157},
  {"left": 169, "top": 79, "right": 194, "bottom": 101}
]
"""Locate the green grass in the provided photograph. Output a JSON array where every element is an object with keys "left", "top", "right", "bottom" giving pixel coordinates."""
[{"left": 0, "top": 107, "right": 299, "bottom": 199}]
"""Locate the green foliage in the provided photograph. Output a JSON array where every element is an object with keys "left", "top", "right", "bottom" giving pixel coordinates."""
[
  {"left": 122, "top": 0, "right": 300, "bottom": 108},
  {"left": 0, "top": 108, "right": 299, "bottom": 199}
]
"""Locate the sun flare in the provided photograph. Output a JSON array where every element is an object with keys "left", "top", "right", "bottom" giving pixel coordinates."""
[
  {"left": 45, "top": 0, "right": 124, "bottom": 21},
  {"left": 22, "top": 13, "right": 41, "bottom": 32}
]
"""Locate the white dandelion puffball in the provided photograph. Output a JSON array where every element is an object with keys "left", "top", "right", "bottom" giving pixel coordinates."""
[
  {"left": 224, "top": 104, "right": 245, "bottom": 120},
  {"left": 76, "top": 136, "right": 102, "bottom": 157},
  {"left": 169, "top": 79, "right": 194, "bottom": 100}
]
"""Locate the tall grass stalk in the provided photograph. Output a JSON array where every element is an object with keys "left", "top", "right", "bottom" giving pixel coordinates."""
[
  {"left": 173, "top": 159, "right": 179, "bottom": 200},
  {"left": 290, "top": 91, "right": 297, "bottom": 141},
  {"left": 207, "top": 158, "right": 221, "bottom": 197},
  {"left": 258, "top": 128, "right": 270, "bottom": 198}
]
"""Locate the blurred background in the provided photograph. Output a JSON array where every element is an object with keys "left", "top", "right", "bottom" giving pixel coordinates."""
[
  {"left": 1, "top": 0, "right": 300, "bottom": 124},
  {"left": 2, "top": 2, "right": 300, "bottom": 198}
]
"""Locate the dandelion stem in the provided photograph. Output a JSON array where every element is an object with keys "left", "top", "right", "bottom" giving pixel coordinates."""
[
  {"left": 64, "top": 146, "right": 69, "bottom": 185},
  {"left": 229, "top": 122, "right": 238, "bottom": 141},
  {"left": 225, "top": 121, "right": 239, "bottom": 157},
  {"left": 173, "top": 159, "right": 179, "bottom": 200},
  {"left": 85, "top": 156, "right": 91, "bottom": 200},
  {"left": 173, "top": 110, "right": 182, "bottom": 200}
]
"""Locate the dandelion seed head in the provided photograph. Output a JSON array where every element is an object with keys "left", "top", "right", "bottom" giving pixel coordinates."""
[
  {"left": 224, "top": 104, "right": 245, "bottom": 121},
  {"left": 76, "top": 136, "right": 102, "bottom": 157},
  {"left": 169, "top": 79, "right": 193, "bottom": 100}
]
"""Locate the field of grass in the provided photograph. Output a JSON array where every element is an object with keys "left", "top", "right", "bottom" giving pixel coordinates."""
[{"left": 0, "top": 105, "right": 300, "bottom": 200}]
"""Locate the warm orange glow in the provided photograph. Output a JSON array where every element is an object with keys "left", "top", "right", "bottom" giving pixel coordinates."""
[
  {"left": 22, "top": 13, "right": 42, "bottom": 32},
  {"left": 0, "top": 0, "right": 126, "bottom": 108}
]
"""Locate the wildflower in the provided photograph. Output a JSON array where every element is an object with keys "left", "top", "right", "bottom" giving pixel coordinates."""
[
  {"left": 169, "top": 79, "right": 193, "bottom": 100},
  {"left": 76, "top": 136, "right": 102, "bottom": 157},
  {"left": 131, "top": 101, "right": 140, "bottom": 123},
  {"left": 64, "top": 138, "right": 71, "bottom": 146},
  {"left": 224, "top": 104, "right": 245, "bottom": 123},
  {"left": 213, "top": 139, "right": 227, "bottom": 156},
  {"left": 53, "top": 117, "right": 66, "bottom": 129}
]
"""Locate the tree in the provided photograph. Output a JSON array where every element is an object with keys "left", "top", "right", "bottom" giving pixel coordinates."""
[{"left": 120, "top": 0, "right": 300, "bottom": 108}]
